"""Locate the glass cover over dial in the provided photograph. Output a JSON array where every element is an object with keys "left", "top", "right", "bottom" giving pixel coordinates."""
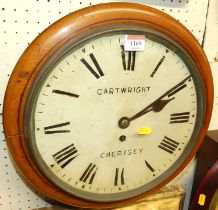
[{"left": 25, "top": 28, "right": 205, "bottom": 202}]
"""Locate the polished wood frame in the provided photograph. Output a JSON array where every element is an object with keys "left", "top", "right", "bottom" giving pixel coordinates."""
[{"left": 3, "top": 2, "right": 213, "bottom": 209}]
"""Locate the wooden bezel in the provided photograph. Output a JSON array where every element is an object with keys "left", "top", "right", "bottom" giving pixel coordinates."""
[{"left": 3, "top": 2, "right": 213, "bottom": 209}]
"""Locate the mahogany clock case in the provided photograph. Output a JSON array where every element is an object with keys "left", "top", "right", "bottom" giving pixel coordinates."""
[{"left": 3, "top": 2, "right": 213, "bottom": 209}]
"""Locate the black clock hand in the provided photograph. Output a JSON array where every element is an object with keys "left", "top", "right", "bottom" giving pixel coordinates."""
[
  {"left": 129, "top": 97, "right": 175, "bottom": 121},
  {"left": 118, "top": 75, "right": 191, "bottom": 129}
]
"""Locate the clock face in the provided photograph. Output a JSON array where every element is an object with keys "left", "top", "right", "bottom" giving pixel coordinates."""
[{"left": 25, "top": 28, "right": 205, "bottom": 202}]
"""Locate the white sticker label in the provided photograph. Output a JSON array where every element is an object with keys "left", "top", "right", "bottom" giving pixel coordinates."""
[{"left": 124, "top": 35, "right": 145, "bottom": 51}]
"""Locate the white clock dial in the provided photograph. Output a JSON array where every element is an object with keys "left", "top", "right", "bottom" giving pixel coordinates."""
[{"left": 26, "top": 30, "right": 204, "bottom": 202}]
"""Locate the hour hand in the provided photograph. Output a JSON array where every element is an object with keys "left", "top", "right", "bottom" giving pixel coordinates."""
[
  {"left": 128, "top": 97, "right": 175, "bottom": 122},
  {"left": 152, "top": 97, "right": 175, "bottom": 112},
  {"left": 118, "top": 97, "right": 175, "bottom": 129}
]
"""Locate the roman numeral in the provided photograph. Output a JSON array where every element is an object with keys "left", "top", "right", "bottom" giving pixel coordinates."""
[
  {"left": 44, "top": 122, "right": 70, "bottom": 134},
  {"left": 150, "top": 56, "right": 166, "bottom": 77},
  {"left": 158, "top": 136, "right": 179, "bottom": 154},
  {"left": 79, "top": 163, "right": 98, "bottom": 184},
  {"left": 120, "top": 45, "right": 136, "bottom": 71},
  {"left": 52, "top": 89, "right": 79, "bottom": 98},
  {"left": 145, "top": 160, "right": 155, "bottom": 172},
  {"left": 52, "top": 143, "right": 79, "bottom": 169},
  {"left": 80, "top": 53, "right": 104, "bottom": 79},
  {"left": 170, "top": 112, "right": 190, "bottom": 124},
  {"left": 114, "top": 168, "right": 125, "bottom": 186}
]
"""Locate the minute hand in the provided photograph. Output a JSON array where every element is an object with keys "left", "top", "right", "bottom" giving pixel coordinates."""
[{"left": 129, "top": 75, "right": 191, "bottom": 121}]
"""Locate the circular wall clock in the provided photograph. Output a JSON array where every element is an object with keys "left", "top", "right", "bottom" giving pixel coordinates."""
[{"left": 3, "top": 2, "right": 213, "bottom": 209}]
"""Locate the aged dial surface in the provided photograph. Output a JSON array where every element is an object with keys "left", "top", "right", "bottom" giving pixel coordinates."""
[{"left": 26, "top": 30, "right": 204, "bottom": 202}]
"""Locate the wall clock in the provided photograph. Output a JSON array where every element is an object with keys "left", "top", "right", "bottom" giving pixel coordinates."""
[{"left": 3, "top": 2, "right": 213, "bottom": 209}]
